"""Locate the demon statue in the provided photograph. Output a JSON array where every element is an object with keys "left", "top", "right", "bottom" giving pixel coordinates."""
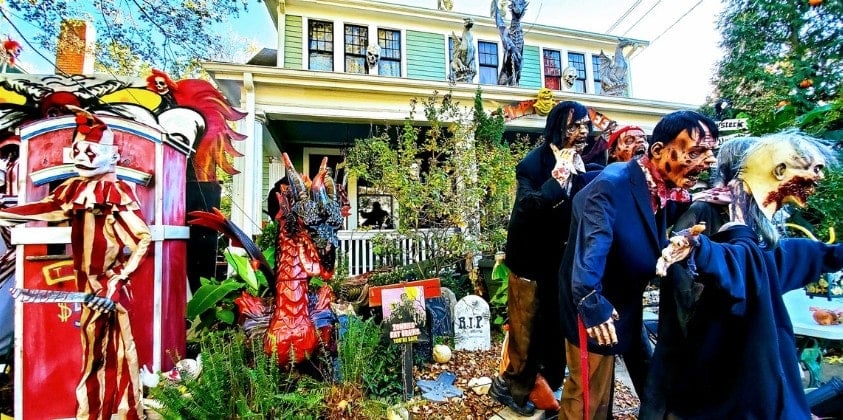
[
  {"left": 598, "top": 39, "right": 636, "bottom": 96},
  {"left": 492, "top": 0, "right": 527, "bottom": 86},
  {"left": 189, "top": 154, "right": 347, "bottom": 366},
  {"left": 449, "top": 17, "right": 477, "bottom": 84}
]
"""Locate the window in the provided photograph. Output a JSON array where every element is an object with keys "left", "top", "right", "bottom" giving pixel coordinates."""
[
  {"left": 378, "top": 29, "right": 401, "bottom": 77},
  {"left": 543, "top": 49, "right": 562, "bottom": 90},
  {"left": 592, "top": 55, "right": 603, "bottom": 94},
  {"left": 567, "top": 52, "right": 586, "bottom": 93},
  {"left": 478, "top": 41, "right": 498, "bottom": 85},
  {"left": 345, "top": 24, "right": 368, "bottom": 74},
  {"left": 309, "top": 20, "right": 334, "bottom": 71}
]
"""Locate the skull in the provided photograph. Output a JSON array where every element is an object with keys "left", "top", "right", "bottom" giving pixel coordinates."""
[
  {"left": 562, "top": 66, "right": 578, "bottom": 89},
  {"left": 154, "top": 77, "right": 169, "bottom": 94},
  {"left": 366, "top": 44, "right": 381, "bottom": 69}
]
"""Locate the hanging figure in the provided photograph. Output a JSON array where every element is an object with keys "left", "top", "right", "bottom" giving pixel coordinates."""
[
  {"left": 491, "top": 0, "right": 526, "bottom": 87},
  {"left": 0, "top": 106, "right": 151, "bottom": 419}
]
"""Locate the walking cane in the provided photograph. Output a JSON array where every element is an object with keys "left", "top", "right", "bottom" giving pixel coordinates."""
[{"left": 578, "top": 315, "right": 590, "bottom": 419}]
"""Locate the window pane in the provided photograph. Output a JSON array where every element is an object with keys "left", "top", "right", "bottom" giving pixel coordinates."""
[
  {"left": 568, "top": 52, "right": 586, "bottom": 93},
  {"left": 592, "top": 55, "right": 602, "bottom": 94},
  {"left": 309, "top": 20, "right": 334, "bottom": 70},
  {"left": 478, "top": 41, "right": 498, "bottom": 85},
  {"left": 545, "top": 77, "right": 560, "bottom": 90},
  {"left": 543, "top": 49, "right": 561, "bottom": 76},
  {"left": 345, "top": 24, "right": 367, "bottom": 73},
  {"left": 379, "top": 60, "right": 401, "bottom": 77}
]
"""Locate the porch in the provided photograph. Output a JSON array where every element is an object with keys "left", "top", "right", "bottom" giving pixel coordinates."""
[{"left": 337, "top": 228, "right": 457, "bottom": 277}]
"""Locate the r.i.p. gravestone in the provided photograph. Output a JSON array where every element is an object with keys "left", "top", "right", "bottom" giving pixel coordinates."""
[{"left": 453, "top": 295, "right": 490, "bottom": 351}]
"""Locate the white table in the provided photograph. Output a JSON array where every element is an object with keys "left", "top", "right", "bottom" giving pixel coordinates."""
[{"left": 783, "top": 290, "right": 843, "bottom": 340}]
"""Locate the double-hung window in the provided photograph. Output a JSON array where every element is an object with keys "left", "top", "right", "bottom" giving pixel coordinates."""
[
  {"left": 345, "top": 24, "right": 368, "bottom": 74},
  {"left": 309, "top": 20, "right": 334, "bottom": 71},
  {"left": 378, "top": 29, "right": 401, "bottom": 77}
]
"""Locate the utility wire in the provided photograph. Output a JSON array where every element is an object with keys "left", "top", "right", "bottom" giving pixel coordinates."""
[
  {"left": 607, "top": 0, "right": 643, "bottom": 33},
  {"left": 622, "top": 0, "right": 663, "bottom": 36},
  {"left": 649, "top": 0, "right": 705, "bottom": 45}
]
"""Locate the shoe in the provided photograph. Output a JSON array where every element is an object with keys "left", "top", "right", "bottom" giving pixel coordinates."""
[{"left": 489, "top": 376, "right": 537, "bottom": 416}]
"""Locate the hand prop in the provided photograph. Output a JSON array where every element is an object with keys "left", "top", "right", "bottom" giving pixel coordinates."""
[
  {"left": 586, "top": 309, "right": 620, "bottom": 346},
  {"left": 549, "top": 143, "right": 585, "bottom": 184},
  {"left": 656, "top": 223, "right": 706, "bottom": 277}
]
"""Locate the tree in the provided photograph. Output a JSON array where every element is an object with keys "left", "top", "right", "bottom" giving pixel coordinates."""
[
  {"left": 4, "top": 0, "right": 256, "bottom": 77},
  {"left": 710, "top": 0, "right": 843, "bottom": 134}
]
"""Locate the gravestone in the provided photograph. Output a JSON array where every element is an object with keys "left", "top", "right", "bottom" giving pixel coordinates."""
[
  {"left": 453, "top": 295, "right": 491, "bottom": 351},
  {"left": 441, "top": 287, "right": 457, "bottom": 320}
]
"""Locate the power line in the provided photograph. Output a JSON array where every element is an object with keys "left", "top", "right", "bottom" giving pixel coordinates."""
[
  {"left": 622, "top": 0, "right": 663, "bottom": 36},
  {"left": 649, "top": 0, "right": 705, "bottom": 45},
  {"left": 607, "top": 0, "right": 643, "bottom": 33}
]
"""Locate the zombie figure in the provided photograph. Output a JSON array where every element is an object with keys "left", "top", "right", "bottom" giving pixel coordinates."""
[
  {"left": 607, "top": 125, "right": 648, "bottom": 163},
  {"left": 0, "top": 106, "right": 151, "bottom": 419},
  {"left": 491, "top": 0, "right": 526, "bottom": 86},
  {"left": 649, "top": 131, "right": 842, "bottom": 419},
  {"left": 490, "top": 101, "right": 598, "bottom": 415},
  {"left": 558, "top": 110, "right": 718, "bottom": 419}
]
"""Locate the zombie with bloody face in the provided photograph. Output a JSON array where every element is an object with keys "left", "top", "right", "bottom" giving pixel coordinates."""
[
  {"left": 557, "top": 110, "right": 717, "bottom": 419},
  {"left": 607, "top": 125, "right": 648, "bottom": 163},
  {"left": 490, "top": 101, "right": 600, "bottom": 415},
  {"left": 0, "top": 106, "right": 150, "bottom": 419},
  {"left": 646, "top": 131, "right": 842, "bottom": 418}
]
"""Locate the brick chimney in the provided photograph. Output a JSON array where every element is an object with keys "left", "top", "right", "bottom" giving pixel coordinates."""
[{"left": 55, "top": 19, "right": 95, "bottom": 75}]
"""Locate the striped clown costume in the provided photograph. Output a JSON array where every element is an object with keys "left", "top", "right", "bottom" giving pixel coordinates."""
[{"left": 0, "top": 106, "right": 151, "bottom": 419}]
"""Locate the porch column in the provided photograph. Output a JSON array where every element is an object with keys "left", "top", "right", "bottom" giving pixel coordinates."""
[
  {"left": 276, "top": 1, "right": 286, "bottom": 68},
  {"left": 231, "top": 72, "right": 263, "bottom": 238}
]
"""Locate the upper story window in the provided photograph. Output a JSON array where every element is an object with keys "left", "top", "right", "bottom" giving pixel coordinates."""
[
  {"left": 478, "top": 41, "right": 498, "bottom": 85},
  {"left": 567, "top": 52, "right": 587, "bottom": 93},
  {"left": 543, "top": 49, "right": 562, "bottom": 90},
  {"left": 309, "top": 20, "right": 334, "bottom": 71},
  {"left": 592, "top": 55, "right": 603, "bottom": 95},
  {"left": 345, "top": 24, "right": 368, "bottom": 74},
  {"left": 378, "top": 29, "right": 401, "bottom": 77}
]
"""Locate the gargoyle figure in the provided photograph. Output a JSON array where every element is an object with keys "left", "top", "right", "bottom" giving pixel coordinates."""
[
  {"left": 492, "top": 0, "right": 527, "bottom": 86},
  {"left": 188, "top": 154, "right": 347, "bottom": 366},
  {"left": 598, "top": 39, "right": 636, "bottom": 96},
  {"left": 449, "top": 18, "right": 477, "bottom": 84}
]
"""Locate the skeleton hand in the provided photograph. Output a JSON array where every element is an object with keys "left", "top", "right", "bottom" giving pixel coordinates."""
[
  {"left": 549, "top": 143, "right": 585, "bottom": 185},
  {"left": 84, "top": 293, "right": 116, "bottom": 313},
  {"left": 587, "top": 309, "right": 619, "bottom": 346},
  {"left": 656, "top": 224, "right": 706, "bottom": 277}
]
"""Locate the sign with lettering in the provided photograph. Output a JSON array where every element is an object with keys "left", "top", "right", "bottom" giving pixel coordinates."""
[
  {"left": 381, "top": 285, "right": 426, "bottom": 344},
  {"left": 453, "top": 295, "right": 491, "bottom": 351},
  {"left": 717, "top": 118, "right": 748, "bottom": 131}
]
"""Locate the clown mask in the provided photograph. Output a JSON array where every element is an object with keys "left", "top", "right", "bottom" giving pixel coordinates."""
[
  {"left": 72, "top": 140, "right": 119, "bottom": 179},
  {"left": 650, "top": 122, "right": 717, "bottom": 189},
  {"left": 741, "top": 137, "right": 826, "bottom": 220}
]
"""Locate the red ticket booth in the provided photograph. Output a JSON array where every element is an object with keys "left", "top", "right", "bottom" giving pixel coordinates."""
[{"left": 12, "top": 115, "right": 189, "bottom": 418}]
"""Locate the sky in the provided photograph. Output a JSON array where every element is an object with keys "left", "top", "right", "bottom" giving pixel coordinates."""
[{"left": 3, "top": 0, "right": 724, "bottom": 106}]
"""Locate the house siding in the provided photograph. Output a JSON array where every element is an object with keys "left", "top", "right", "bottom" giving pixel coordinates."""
[
  {"left": 520, "top": 45, "right": 541, "bottom": 89},
  {"left": 406, "top": 30, "right": 446, "bottom": 81},
  {"left": 284, "top": 15, "right": 303, "bottom": 69}
]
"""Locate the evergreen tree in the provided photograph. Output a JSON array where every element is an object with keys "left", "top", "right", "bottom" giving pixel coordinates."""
[{"left": 711, "top": 0, "right": 842, "bottom": 133}]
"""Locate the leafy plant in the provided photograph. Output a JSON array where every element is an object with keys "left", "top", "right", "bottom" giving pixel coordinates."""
[{"left": 148, "top": 331, "right": 327, "bottom": 419}]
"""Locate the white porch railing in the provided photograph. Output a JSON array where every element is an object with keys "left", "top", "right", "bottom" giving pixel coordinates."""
[{"left": 337, "top": 229, "right": 456, "bottom": 277}]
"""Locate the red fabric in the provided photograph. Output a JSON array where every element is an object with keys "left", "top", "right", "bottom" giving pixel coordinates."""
[{"left": 578, "top": 316, "right": 590, "bottom": 419}]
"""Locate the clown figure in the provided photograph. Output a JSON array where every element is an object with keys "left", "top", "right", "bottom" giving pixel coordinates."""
[{"left": 0, "top": 106, "right": 150, "bottom": 419}]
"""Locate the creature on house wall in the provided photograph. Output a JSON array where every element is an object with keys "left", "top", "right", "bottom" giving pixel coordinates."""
[
  {"left": 561, "top": 66, "right": 578, "bottom": 91},
  {"left": 189, "top": 153, "right": 348, "bottom": 366},
  {"left": 438, "top": 0, "right": 454, "bottom": 11},
  {"left": 449, "top": 17, "right": 477, "bottom": 84},
  {"left": 533, "top": 88, "right": 554, "bottom": 115},
  {"left": 366, "top": 44, "right": 381, "bottom": 74},
  {"left": 598, "top": 39, "right": 636, "bottom": 96},
  {"left": 0, "top": 38, "right": 22, "bottom": 72},
  {"left": 491, "top": 0, "right": 526, "bottom": 86}
]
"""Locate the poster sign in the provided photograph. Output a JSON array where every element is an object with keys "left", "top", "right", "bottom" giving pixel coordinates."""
[{"left": 381, "top": 285, "right": 426, "bottom": 344}]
